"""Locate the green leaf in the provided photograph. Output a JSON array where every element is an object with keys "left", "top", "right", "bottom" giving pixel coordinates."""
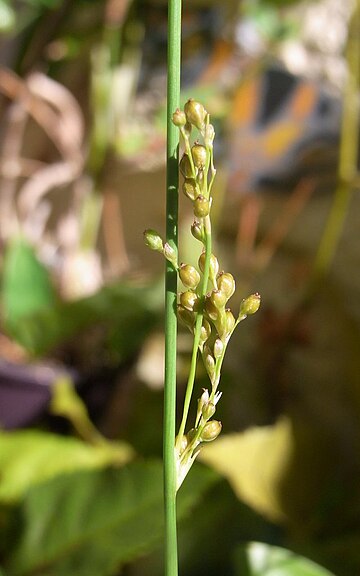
[
  {"left": 235, "top": 542, "right": 336, "bottom": 576},
  {"left": 5, "top": 461, "right": 219, "bottom": 576},
  {"left": 0, "top": 430, "right": 134, "bottom": 504},
  {"left": 199, "top": 417, "right": 293, "bottom": 522},
  {"left": 2, "top": 238, "right": 55, "bottom": 331}
]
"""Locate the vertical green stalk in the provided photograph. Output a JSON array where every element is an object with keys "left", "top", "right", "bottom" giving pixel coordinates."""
[
  {"left": 164, "top": 0, "right": 181, "bottom": 575},
  {"left": 313, "top": 0, "right": 360, "bottom": 281}
]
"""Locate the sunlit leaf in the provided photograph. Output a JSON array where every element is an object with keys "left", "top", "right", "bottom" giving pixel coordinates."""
[
  {"left": 235, "top": 542, "right": 336, "bottom": 576},
  {"left": 199, "top": 417, "right": 293, "bottom": 522},
  {"left": 0, "top": 430, "right": 134, "bottom": 504}
]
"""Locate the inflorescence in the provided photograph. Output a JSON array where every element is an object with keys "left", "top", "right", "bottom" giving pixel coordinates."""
[{"left": 144, "top": 99, "right": 261, "bottom": 489}]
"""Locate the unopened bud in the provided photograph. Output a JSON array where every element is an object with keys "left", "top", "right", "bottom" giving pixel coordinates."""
[
  {"left": 217, "top": 272, "right": 235, "bottom": 300},
  {"left": 143, "top": 229, "right": 163, "bottom": 252},
  {"left": 191, "top": 143, "right": 207, "bottom": 168},
  {"left": 210, "top": 289, "right": 227, "bottom": 310},
  {"left": 180, "top": 290, "right": 198, "bottom": 312},
  {"left": 204, "top": 350, "right": 215, "bottom": 376},
  {"left": 184, "top": 98, "right": 207, "bottom": 130},
  {"left": 176, "top": 434, "right": 188, "bottom": 454},
  {"left": 179, "top": 263, "right": 200, "bottom": 289},
  {"left": 193, "top": 195, "right": 210, "bottom": 218},
  {"left": 200, "top": 420, "right": 222, "bottom": 442},
  {"left": 213, "top": 338, "right": 224, "bottom": 359},
  {"left": 177, "top": 304, "right": 195, "bottom": 329},
  {"left": 183, "top": 178, "right": 197, "bottom": 201},
  {"left": 179, "top": 154, "right": 193, "bottom": 178},
  {"left": 172, "top": 108, "right": 186, "bottom": 127},
  {"left": 202, "top": 401, "right": 216, "bottom": 421},
  {"left": 163, "top": 243, "right": 177, "bottom": 267},
  {"left": 239, "top": 293, "right": 261, "bottom": 317},
  {"left": 191, "top": 221, "right": 204, "bottom": 242},
  {"left": 204, "top": 123, "right": 215, "bottom": 148}
]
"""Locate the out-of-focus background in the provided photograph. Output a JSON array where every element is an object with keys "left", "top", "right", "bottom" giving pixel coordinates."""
[{"left": 0, "top": 0, "right": 359, "bottom": 574}]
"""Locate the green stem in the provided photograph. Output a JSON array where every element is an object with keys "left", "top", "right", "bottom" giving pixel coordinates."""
[
  {"left": 164, "top": 0, "right": 182, "bottom": 574},
  {"left": 313, "top": 1, "right": 360, "bottom": 282}
]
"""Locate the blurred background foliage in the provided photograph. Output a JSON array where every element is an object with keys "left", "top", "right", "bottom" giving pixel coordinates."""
[{"left": 0, "top": 0, "right": 359, "bottom": 574}]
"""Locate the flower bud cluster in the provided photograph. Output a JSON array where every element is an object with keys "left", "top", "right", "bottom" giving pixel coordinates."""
[{"left": 145, "top": 100, "right": 261, "bottom": 490}]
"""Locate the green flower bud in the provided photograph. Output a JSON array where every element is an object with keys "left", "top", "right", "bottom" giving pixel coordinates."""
[
  {"left": 179, "top": 263, "right": 200, "bottom": 289},
  {"left": 204, "top": 123, "right": 215, "bottom": 148},
  {"left": 198, "top": 252, "right": 219, "bottom": 279},
  {"left": 193, "top": 195, "right": 210, "bottom": 218},
  {"left": 217, "top": 272, "right": 235, "bottom": 300},
  {"left": 184, "top": 98, "right": 207, "bottom": 130},
  {"left": 200, "top": 420, "right": 222, "bottom": 442},
  {"left": 183, "top": 178, "right": 197, "bottom": 201},
  {"left": 239, "top": 293, "right": 261, "bottom": 317},
  {"left": 143, "top": 229, "right": 163, "bottom": 252},
  {"left": 210, "top": 289, "right": 227, "bottom": 310},
  {"left": 172, "top": 108, "right": 187, "bottom": 127},
  {"left": 180, "top": 290, "right": 198, "bottom": 312},
  {"left": 213, "top": 338, "right": 224, "bottom": 359},
  {"left": 186, "top": 428, "right": 197, "bottom": 444},
  {"left": 179, "top": 154, "right": 193, "bottom": 178},
  {"left": 191, "top": 221, "right": 204, "bottom": 243},
  {"left": 191, "top": 143, "right": 207, "bottom": 168},
  {"left": 163, "top": 242, "right": 177, "bottom": 267},
  {"left": 177, "top": 304, "right": 195, "bottom": 329},
  {"left": 202, "top": 401, "right": 216, "bottom": 421},
  {"left": 199, "top": 318, "right": 211, "bottom": 344}
]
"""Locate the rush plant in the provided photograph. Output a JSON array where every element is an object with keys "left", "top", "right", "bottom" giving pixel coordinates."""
[{"left": 144, "top": 99, "right": 260, "bottom": 574}]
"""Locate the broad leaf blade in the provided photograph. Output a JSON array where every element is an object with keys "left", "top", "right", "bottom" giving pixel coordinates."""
[
  {"left": 5, "top": 461, "right": 219, "bottom": 576},
  {"left": 0, "top": 430, "right": 133, "bottom": 504}
]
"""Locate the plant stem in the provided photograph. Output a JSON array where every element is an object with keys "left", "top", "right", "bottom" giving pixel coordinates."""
[
  {"left": 313, "top": 1, "right": 360, "bottom": 282},
  {"left": 164, "top": 0, "right": 182, "bottom": 574},
  {"left": 176, "top": 219, "right": 212, "bottom": 447}
]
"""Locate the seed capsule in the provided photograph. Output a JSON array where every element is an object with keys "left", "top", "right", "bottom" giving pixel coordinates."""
[
  {"left": 217, "top": 272, "right": 235, "bottom": 300},
  {"left": 239, "top": 293, "right": 261, "bottom": 317},
  {"left": 193, "top": 195, "right": 210, "bottom": 218},
  {"left": 198, "top": 252, "right": 219, "bottom": 279},
  {"left": 177, "top": 304, "right": 195, "bottom": 329},
  {"left": 191, "top": 221, "right": 204, "bottom": 242},
  {"left": 199, "top": 318, "right": 211, "bottom": 343},
  {"left": 184, "top": 98, "right": 207, "bottom": 130},
  {"left": 172, "top": 108, "right": 187, "bottom": 127},
  {"left": 210, "top": 289, "right": 227, "bottom": 310},
  {"left": 200, "top": 420, "right": 222, "bottom": 442},
  {"left": 204, "top": 351, "right": 215, "bottom": 377},
  {"left": 180, "top": 290, "right": 198, "bottom": 312},
  {"left": 179, "top": 154, "right": 193, "bottom": 178},
  {"left": 204, "top": 295, "right": 219, "bottom": 321},
  {"left": 225, "top": 309, "right": 236, "bottom": 334},
  {"left": 191, "top": 143, "right": 207, "bottom": 168},
  {"left": 202, "top": 401, "right": 215, "bottom": 421},
  {"left": 179, "top": 263, "right": 200, "bottom": 289},
  {"left": 143, "top": 229, "right": 163, "bottom": 252},
  {"left": 176, "top": 434, "right": 188, "bottom": 454},
  {"left": 182, "top": 179, "right": 197, "bottom": 201}
]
